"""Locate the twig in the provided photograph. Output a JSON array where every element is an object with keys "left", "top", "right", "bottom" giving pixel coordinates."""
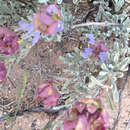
[
  {"left": 0, "top": 105, "right": 68, "bottom": 121},
  {"left": 125, "top": 118, "right": 130, "bottom": 130},
  {"left": 112, "top": 67, "right": 130, "bottom": 130},
  {"left": 71, "top": 22, "right": 121, "bottom": 29},
  {"left": 7, "top": 76, "right": 16, "bottom": 88}
]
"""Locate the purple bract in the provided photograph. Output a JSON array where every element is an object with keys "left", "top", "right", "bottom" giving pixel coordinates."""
[
  {"left": 35, "top": 81, "right": 60, "bottom": 109},
  {"left": 0, "top": 27, "right": 19, "bottom": 55},
  {"left": 62, "top": 98, "right": 109, "bottom": 130}
]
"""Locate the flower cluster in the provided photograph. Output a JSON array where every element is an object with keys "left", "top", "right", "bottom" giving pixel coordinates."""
[
  {"left": 62, "top": 98, "right": 109, "bottom": 130},
  {"left": 33, "top": 4, "right": 63, "bottom": 34},
  {"left": 0, "top": 27, "right": 19, "bottom": 55},
  {"left": 0, "top": 62, "right": 6, "bottom": 82},
  {"left": 18, "top": 4, "right": 63, "bottom": 46},
  {"left": 82, "top": 34, "right": 108, "bottom": 63},
  {"left": 35, "top": 81, "right": 60, "bottom": 109}
]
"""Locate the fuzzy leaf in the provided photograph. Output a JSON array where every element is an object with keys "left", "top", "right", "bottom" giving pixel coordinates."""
[
  {"left": 73, "top": 0, "right": 78, "bottom": 4},
  {"left": 113, "top": 52, "right": 120, "bottom": 63},
  {"left": 101, "top": 63, "right": 109, "bottom": 71},
  {"left": 114, "top": 0, "right": 125, "bottom": 12},
  {"left": 106, "top": 92, "right": 114, "bottom": 110},
  {"left": 114, "top": 72, "right": 124, "bottom": 78},
  {"left": 56, "top": 0, "right": 63, "bottom": 4},
  {"left": 111, "top": 80, "right": 119, "bottom": 102},
  {"left": 119, "top": 57, "right": 130, "bottom": 71},
  {"left": 99, "top": 71, "right": 108, "bottom": 76}
]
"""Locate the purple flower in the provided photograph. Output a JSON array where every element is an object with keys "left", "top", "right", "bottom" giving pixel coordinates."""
[
  {"left": 55, "top": 20, "right": 63, "bottom": 32},
  {"left": 82, "top": 47, "right": 93, "bottom": 58},
  {"left": 82, "top": 37, "right": 108, "bottom": 63},
  {"left": 87, "top": 34, "right": 95, "bottom": 44},
  {"left": 0, "top": 27, "right": 19, "bottom": 55},
  {"left": 98, "top": 52, "right": 108, "bottom": 63},
  {"left": 18, "top": 21, "right": 34, "bottom": 33},
  {"left": 0, "top": 62, "right": 6, "bottom": 82},
  {"left": 18, "top": 21, "right": 41, "bottom": 46},
  {"left": 46, "top": 5, "right": 57, "bottom": 15},
  {"left": 29, "top": 30, "right": 41, "bottom": 46}
]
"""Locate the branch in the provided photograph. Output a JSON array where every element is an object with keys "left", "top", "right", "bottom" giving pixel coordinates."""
[
  {"left": 112, "top": 67, "right": 130, "bottom": 130},
  {"left": 0, "top": 105, "right": 68, "bottom": 121},
  {"left": 71, "top": 22, "right": 121, "bottom": 29}
]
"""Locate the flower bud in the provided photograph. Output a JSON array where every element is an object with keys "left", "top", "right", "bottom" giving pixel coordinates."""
[
  {"left": 33, "top": 4, "right": 62, "bottom": 34},
  {"left": 35, "top": 81, "right": 60, "bottom": 109}
]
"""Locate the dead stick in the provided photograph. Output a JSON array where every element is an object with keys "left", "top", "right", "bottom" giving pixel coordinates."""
[
  {"left": 112, "top": 67, "right": 130, "bottom": 130},
  {"left": 71, "top": 22, "right": 121, "bottom": 29}
]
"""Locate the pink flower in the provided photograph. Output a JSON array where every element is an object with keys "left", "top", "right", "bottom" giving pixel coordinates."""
[
  {"left": 33, "top": 4, "right": 62, "bottom": 34},
  {"left": 0, "top": 62, "right": 6, "bottom": 83},
  {"left": 82, "top": 37, "right": 109, "bottom": 63},
  {"left": 62, "top": 98, "right": 109, "bottom": 130},
  {"left": 0, "top": 27, "right": 19, "bottom": 55},
  {"left": 35, "top": 81, "right": 60, "bottom": 109}
]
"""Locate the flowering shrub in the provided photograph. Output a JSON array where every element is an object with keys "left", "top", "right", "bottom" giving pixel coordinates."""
[
  {"left": 33, "top": 4, "right": 63, "bottom": 34},
  {"left": 60, "top": 98, "right": 109, "bottom": 130},
  {"left": 0, "top": 27, "right": 19, "bottom": 55},
  {"left": 35, "top": 81, "right": 60, "bottom": 109},
  {"left": 0, "top": 62, "right": 6, "bottom": 82}
]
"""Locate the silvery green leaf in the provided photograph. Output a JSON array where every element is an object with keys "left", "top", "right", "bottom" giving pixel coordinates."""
[
  {"left": 38, "top": 0, "right": 49, "bottom": 3},
  {"left": 62, "top": 79, "right": 71, "bottom": 89},
  {"left": 106, "top": 91, "right": 114, "bottom": 110},
  {"left": 101, "top": 63, "right": 109, "bottom": 71},
  {"left": 90, "top": 76, "right": 104, "bottom": 88},
  {"left": 108, "top": 64, "right": 115, "bottom": 69},
  {"left": 73, "top": 0, "right": 78, "bottom": 4},
  {"left": 6, "top": 64, "right": 12, "bottom": 77},
  {"left": 99, "top": 71, "right": 108, "bottom": 76},
  {"left": 114, "top": 72, "right": 124, "bottom": 78},
  {"left": 127, "top": 47, "right": 130, "bottom": 55},
  {"left": 56, "top": 0, "right": 63, "bottom": 4},
  {"left": 113, "top": 52, "right": 120, "bottom": 63},
  {"left": 113, "top": 88, "right": 119, "bottom": 102},
  {"left": 111, "top": 80, "right": 119, "bottom": 102},
  {"left": 120, "top": 65, "right": 129, "bottom": 72},
  {"left": 119, "top": 57, "right": 130, "bottom": 71},
  {"left": 114, "top": 0, "right": 125, "bottom": 12},
  {"left": 88, "top": 82, "right": 96, "bottom": 88},
  {"left": 114, "top": 42, "right": 120, "bottom": 50},
  {"left": 121, "top": 48, "right": 128, "bottom": 56},
  {"left": 53, "top": 121, "right": 63, "bottom": 130}
]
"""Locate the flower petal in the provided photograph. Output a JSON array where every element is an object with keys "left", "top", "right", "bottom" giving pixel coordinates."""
[
  {"left": 55, "top": 20, "right": 63, "bottom": 32},
  {"left": 87, "top": 34, "right": 95, "bottom": 44},
  {"left": 98, "top": 52, "right": 108, "bottom": 63},
  {"left": 82, "top": 47, "right": 93, "bottom": 59},
  {"left": 18, "top": 21, "right": 34, "bottom": 32},
  {"left": 46, "top": 4, "right": 57, "bottom": 15},
  {"left": 40, "top": 13, "right": 54, "bottom": 25}
]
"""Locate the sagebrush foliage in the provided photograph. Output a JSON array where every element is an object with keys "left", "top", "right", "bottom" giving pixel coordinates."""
[{"left": 55, "top": 0, "right": 130, "bottom": 111}]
